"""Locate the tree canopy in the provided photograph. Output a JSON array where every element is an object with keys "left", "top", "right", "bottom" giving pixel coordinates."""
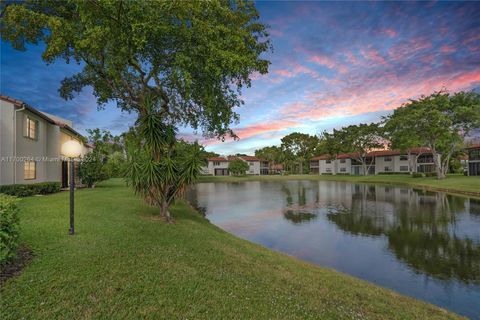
[
  {"left": 228, "top": 159, "right": 249, "bottom": 176},
  {"left": 1, "top": 0, "right": 271, "bottom": 139},
  {"left": 280, "top": 132, "right": 319, "bottom": 173},
  {"left": 383, "top": 91, "right": 480, "bottom": 178}
]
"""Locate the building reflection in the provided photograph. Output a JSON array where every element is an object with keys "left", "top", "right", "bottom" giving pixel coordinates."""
[{"left": 322, "top": 183, "right": 480, "bottom": 283}]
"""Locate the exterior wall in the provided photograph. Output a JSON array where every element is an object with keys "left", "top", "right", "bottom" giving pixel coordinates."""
[
  {"left": 245, "top": 160, "right": 260, "bottom": 175},
  {"left": 0, "top": 100, "right": 15, "bottom": 185},
  {"left": 467, "top": 147, "right": 480, "bottom": 176},
  {"left": 208, "top": 161, "right": 228, "bottom": 175},
  {"left": 337, "top": 158, "right": 351, "bottom": 174},
  {"left": 319, "top": 159, "right": 336, "bottom": 174},
  {"left": 14, "top": 109, "right": 50, "bottom": 184},
  {"left": 1, "top": 100, "right": 90, "bottom": 186}
]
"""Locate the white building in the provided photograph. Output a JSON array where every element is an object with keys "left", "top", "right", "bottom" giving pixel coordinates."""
[
  {"left": 310, "top": 148, "right": 439, "bottom": 175},
  {"left": 203, "top": 156, "right": 269, "bottom": 176},
  {"left": 0, "top": 95, "right": 91, "bottom": 186}
]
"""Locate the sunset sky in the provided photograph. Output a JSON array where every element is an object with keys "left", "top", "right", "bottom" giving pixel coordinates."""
[{"left": 1, "top": 1, "right": 479, "bottom": 155}]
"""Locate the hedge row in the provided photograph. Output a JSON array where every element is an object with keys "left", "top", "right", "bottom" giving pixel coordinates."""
[
  {"left": 0, "top": 182, "right": 61, "bottom": 197},
  {"left": 377, "top": 172, "right": 410, "bottom": 175},
  {"left": 0, "top": 194, "right": 20, "bottom": 264}
]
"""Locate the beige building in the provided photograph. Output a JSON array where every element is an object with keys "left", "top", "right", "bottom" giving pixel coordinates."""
[
  {"left": 0, "top": 95, "right": 91, "bottom": 186},
  {"left": 203, "top": 156, "right": 269, "bottom": 176},
  {"left": 310, "top": 148, "right": 439, "bottom": 175}
]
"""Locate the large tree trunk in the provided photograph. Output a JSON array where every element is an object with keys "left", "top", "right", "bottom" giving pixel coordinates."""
[
  {"left": 432, "top": 151, "right": 445, "bottom": 179},
  {"left": 160, "top": 200, "right": 172, "bottom": 222}
]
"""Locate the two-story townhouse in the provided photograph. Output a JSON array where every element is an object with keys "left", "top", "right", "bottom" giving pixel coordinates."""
[
  {"left": 0, "top": 95, "right": 91, "bottom": 187},
  {"left": 466, "top": 144, "right": 480, "bottom": 176},
  {"left": 204, "top": 155, "right": 269, "bottom": 176},
  {"left": 310, "top": 147, "right": 439, "bottom": 176}
]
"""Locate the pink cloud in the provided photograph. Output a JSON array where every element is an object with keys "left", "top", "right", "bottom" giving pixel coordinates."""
[
  {"left": 279, "top": 70, "right": 480, "bottom": 122},
  {"left": 360, "top": 48, "right": 388, "bottom": 66},
  {"left": 309, "top": 54, "right": 348, "bottom": 73},
  {"left": 382, "top": 28, "right": 398, "bottom": 38},
  {"left": 234, "top": 120, "right": 300, "bottom": 140},
  {"left": 440, "top": 45, "right": 456, "bottom": 54},
  {"left": 388, "top": 37, "right": 433, "bottom": 62}
]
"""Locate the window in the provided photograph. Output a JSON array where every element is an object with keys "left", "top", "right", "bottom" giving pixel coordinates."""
[
  {"left": 384, "top": 156, "right": 392, "bottom": 162},
  {"left": 400, "top": 155, "right": 408, "bottom": 161},
  {"left": 340, "top": 159, "right": 346, "bottom": 163},
  {"left": 469, "top": 149, "right": 480, "bottom": 161},
  {"left": 25, "top": 116, "right": 37, "bottom": 140},
  {"left": 384, "top": 166, "right": 392, "bottom": 172},
  {"left": 24, "top": 161, "right": 36, "bottom": 180},
  {"left": 326, "top": 168, "right": 332, "bottom": 173},
  {"left": 340, "top": 167, "right": 346, "bottom": 172},
  {"left": 400, "top": 166, "right": 408, "bottom": 172},
  {"left": 213, "top": 161, "right": 220, "bottom": 166},
  {"left": 325, "top": 160, "right": 331, "bottom": 164},
  {"left": 249, "top": 162, "right": 254, "bottom": 166}
]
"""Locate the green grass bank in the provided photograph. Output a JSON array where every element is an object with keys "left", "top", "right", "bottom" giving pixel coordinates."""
[
  {"left": 199, "top": 174, "right": 480, "bottom": 197},
  {"left": 1, "top": 179, "right": 463, "bottom": 319}
]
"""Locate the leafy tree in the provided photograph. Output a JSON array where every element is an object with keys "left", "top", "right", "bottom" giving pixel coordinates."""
[
  {"left": 280, "top": 133, "right": 319, "bottom": 174},
  {"left": 78, "top": 151, "right": 108, "bottom": 188},
  {"left": 334, "top": 123, "right": 384, "bottom": 175},
  {"left": 228, "top": 159, "right": 249, "bottom": 176},
  {"left": 383, "top": 91, "right": 480, "bottom": 178},
  {"left": 2, "top": 1, "right": 271, "bottom": 217},
  {"left": 382, "top": 109, "right": 428, "bottom": 174},
  {"left": 1, "top": 1, "right": 270, "bottom": 138},
  {"left": 255, "top": 145, "right": 282, "bottom": 170},
  {"left": 103, "top": 151, "right": 126, "bottom": 178},
  {"left": 317, "top": 131, "right": 344, "bottom": 160}
]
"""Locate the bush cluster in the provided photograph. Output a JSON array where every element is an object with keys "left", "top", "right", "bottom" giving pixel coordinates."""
[
  {"left": 0, "top": 194, "right": 20, "bottom": 264},
  {"left": 412, "top": 173, "right": 424, "bottom": 178},
  {"left": 425, "top": 172, "right": 438, "bottom": 177},
  {"left": 0, "top": 182, "right": 61, "bottom": 197}
]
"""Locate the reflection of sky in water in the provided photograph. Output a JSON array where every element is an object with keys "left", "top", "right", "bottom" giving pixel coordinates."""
[{"left": 188, "top": 180, "right": 480, "bottom": 319}]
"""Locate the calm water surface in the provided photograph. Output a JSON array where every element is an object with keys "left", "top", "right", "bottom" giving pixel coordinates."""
[{"left": 187, "top": 180, "right": 480, "bottom": 319}]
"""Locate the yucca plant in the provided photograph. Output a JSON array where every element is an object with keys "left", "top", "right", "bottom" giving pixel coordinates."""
[{"left": 124, "top": 99, "right": 204, "bottom": 222}]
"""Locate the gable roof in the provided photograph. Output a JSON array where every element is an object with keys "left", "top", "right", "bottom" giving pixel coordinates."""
[{"left": 0, "top": 94, "right": 84, "bottom": 138}]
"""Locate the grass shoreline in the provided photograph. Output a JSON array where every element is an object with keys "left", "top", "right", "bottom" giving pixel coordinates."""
[
  {"left": 0, "top": 179, "right": 464, "bottom": 319},
  {"left": 199, "top": 174, "right": 480, "bottom": 197}
]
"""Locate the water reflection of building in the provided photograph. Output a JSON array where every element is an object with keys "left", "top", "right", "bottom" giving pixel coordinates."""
[{"left": 318, "top": 182, "right": 480, "bottom": 283}]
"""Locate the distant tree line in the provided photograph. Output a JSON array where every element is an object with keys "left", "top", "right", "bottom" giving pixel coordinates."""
[{"left": 254, "top": 90, "right": 480, "bottom": 179}]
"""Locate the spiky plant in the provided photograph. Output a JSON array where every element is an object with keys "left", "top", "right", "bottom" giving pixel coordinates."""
[{"left": 124, "top": 99, "right": 204, "bottom": 222}]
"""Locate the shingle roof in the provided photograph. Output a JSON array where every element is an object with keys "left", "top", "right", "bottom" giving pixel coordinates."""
[
  {"left": 465, "top": 144, "right": 480, "bottom": 149},
  {"left": 239, "top": 156, "right": 260, "bottom": 161},
  {"left": 207, "top": 157, "right": 228, "bottom": 162}
]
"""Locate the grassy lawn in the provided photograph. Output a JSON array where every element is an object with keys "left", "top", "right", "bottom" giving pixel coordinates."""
[
  {"left": 199, "top": 174, "right": 480, "bottom": 196},
  {"left": 1, "top": 179, "right": 463, "bottom": 319}
]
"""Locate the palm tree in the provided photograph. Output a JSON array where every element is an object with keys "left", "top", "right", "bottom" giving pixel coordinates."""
[{"left": 124, "top": 99, "right": 204, "bottom": 222}]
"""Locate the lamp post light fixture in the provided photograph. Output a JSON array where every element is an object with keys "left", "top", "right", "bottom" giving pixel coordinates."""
[{"left": 61, "top": 140, "right": 82, "bottom": 235}]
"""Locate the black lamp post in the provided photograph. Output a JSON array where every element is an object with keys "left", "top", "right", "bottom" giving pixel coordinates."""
[{"left": 62, "top": 140, "right": 82, "bottom": 235}]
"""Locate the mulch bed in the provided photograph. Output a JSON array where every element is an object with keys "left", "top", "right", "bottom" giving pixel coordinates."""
[{"left": 0, "top": 246, "right": 33, "bottom": 287}]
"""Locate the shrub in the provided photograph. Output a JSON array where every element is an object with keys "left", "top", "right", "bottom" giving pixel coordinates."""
[
  {"left": 0, "top": 194, "right": 20, "bottom": 264},
  {"left": 0, "top": 182, "right": 61, "bottom": 197},
  {"left": 228, "top": 159, "right": 249, "bottom": 176},
  {"left": 78, "top": 152, "right": 108, "bottom": 187},
  {"left": 321, "top": 173, "right": 333, "bottom": 175},
  {"left": 412, "top": 173, "right": 424, "bottom": 178},
  {"left": 425, "top": 172, "right": 438, "bottom": 177}
]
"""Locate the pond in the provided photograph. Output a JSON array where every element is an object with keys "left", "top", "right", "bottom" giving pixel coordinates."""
[{"left": 187, "top": 180, "right": 480, "bottom": 319}]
